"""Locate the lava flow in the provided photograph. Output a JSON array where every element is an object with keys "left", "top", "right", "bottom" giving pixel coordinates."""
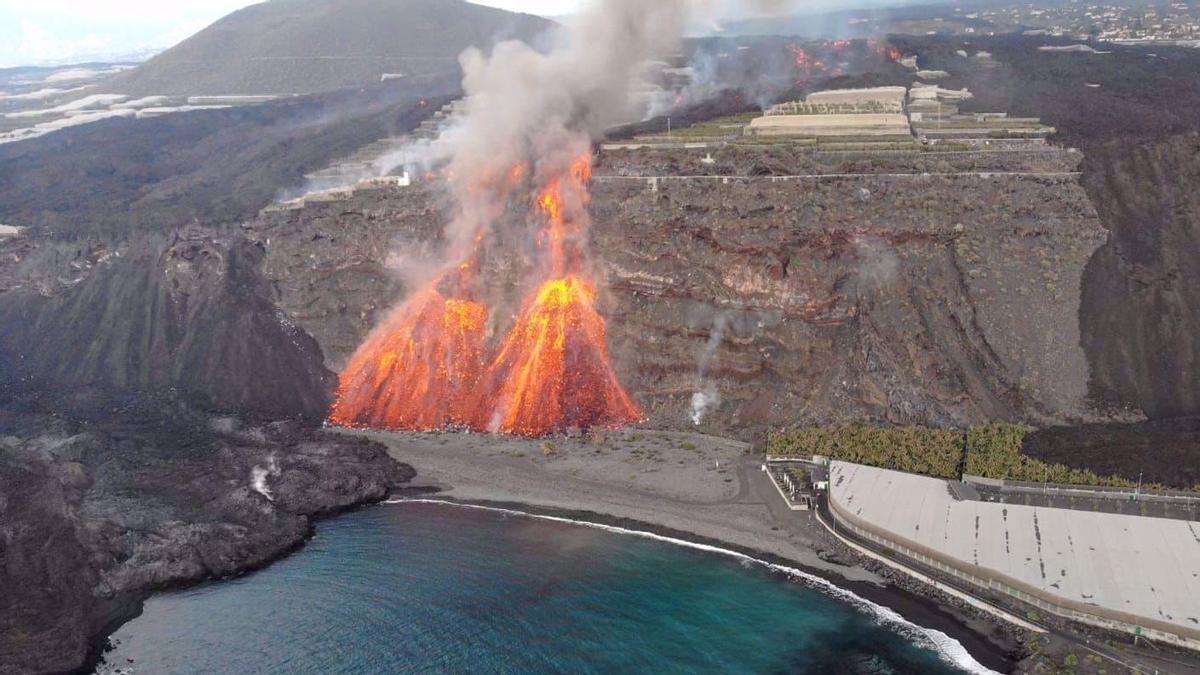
[
  {"left": 472, "top": 275, "right": 642, "bottom": 435},
  {"left": 330, "top": 283, "right": 488, "bottom": 431},
  {"left": 330, "top": 153, "right": 641, "bottom": 437},
  {"left": 473, "top": 153, "right": 642, "bottom": 435}
]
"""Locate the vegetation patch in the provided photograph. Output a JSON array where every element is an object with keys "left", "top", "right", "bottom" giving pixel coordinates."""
[
  {"left": 966, "top": 423, "right": 1142, "bottom": 488},
  {"left": 771, "top": 422, "right": 1178, "bottom": 489},
  {"left": 767, "top": 425, "right": 964, "bottom": 479}
]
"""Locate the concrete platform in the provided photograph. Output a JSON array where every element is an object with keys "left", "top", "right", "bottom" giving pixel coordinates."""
[{"left": 830, "top": 461, "right": 1200, "bottom": 644}]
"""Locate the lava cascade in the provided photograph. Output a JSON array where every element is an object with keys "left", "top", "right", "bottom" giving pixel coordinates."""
[
  {"left": 473, "top": 154, "right": 642, "bottom": 434},
  {"left": 330, "top": 285, "right": 488, "bottom": 430},
  {"left": 329, "top": 153, "right": 641, "bottom": 437},
  {"left": 472, "top": 275, "right": 642, "bottom": 435}
]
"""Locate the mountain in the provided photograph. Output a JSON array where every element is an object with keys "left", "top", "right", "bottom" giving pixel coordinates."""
[{"left": 103, "top": 0, "right": 555, "bottom": 96}]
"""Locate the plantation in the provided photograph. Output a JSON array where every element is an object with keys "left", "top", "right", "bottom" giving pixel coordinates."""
[
  {"left": 767, "top": 425, "right": 964, "bottom": 479},
  {"left": 769, "top": 422, "right": 1168, "bottom": 489},
  {"left": 965, "top": 423, "right": 1141, "bottom": 488}
]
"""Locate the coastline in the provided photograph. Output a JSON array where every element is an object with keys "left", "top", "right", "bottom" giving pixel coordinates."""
[
  {"left": 360, "top": 429, "right": 1025, "bottom": 673},
  {"left": 386, "top": 495, "right": 1015, "bottom": 674},
  {"left": 83, "top": 426, "right": 1022, "bottom": 673}
]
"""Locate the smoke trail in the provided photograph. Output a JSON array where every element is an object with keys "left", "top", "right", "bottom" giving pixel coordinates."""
[{"left": 334, "top": 0, "right": 802, "bottom": 433}]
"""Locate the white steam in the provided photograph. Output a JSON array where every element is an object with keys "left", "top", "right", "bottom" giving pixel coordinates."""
[
  {"left": 691, "top": 313, "right": 729, "bottom": 425},
  {"left": 691, "top": 385, "right": 722, "bottom": 425},
  {"left": 251, "top": 454, "right": 280, "bottom": 502}
]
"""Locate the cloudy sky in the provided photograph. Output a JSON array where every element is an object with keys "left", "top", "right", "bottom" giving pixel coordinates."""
[{"left": 0, "top": 1, "right": 592, "bottom": 67}]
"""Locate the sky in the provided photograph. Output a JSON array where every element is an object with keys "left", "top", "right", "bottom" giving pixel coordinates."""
[
  {"left": 0, "top": 1, "right": 588, "bottom": 67},
  {"left": 0, "top": 0, "right": 897, "bottom": 68}
]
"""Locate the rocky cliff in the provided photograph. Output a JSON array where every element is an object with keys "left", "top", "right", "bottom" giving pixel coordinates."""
[{"left": 249, "top": 146, "right": 1108, "bottom": 436}]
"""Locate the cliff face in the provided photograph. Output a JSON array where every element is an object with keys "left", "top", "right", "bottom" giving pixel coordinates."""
[
  {"left": 1079, "top": 134, "right": 1200, "bottom": 418},
  {"left": 250, "top": 146, "right": 1108, "bottom": 435},
  {"left": 0, "top": 231, "right": 335, "bottom": 421},
  {"left": 888, "top": 35, "right": 1200, "bottom": 420}
]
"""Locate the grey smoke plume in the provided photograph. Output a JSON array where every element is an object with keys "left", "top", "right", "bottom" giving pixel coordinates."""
[
  {"left": 429, "top": 1, "right": 688, "bottom": 260},
  {"left": 424, "top": 0, "right": 800, "bottom": 261}
]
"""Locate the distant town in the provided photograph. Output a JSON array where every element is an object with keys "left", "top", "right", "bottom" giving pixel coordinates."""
[{"left": 875, "top": 1, "right": 1200, "bottom": 46}]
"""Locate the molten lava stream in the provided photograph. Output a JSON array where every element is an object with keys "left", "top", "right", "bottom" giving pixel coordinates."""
[
  {"left": 473, "top": 276, "right": 642, "bottom": 436},
  {"left": 330, "top": 286, "right": 488, "bottom": 431}
]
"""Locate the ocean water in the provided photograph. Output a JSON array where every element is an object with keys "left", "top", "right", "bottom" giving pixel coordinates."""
[{"left": 99, "top": 501, "right": 994, "bottom": 674}]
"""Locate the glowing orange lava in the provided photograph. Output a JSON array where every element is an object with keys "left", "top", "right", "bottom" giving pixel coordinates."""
[
  {"left": 329, "top": 151, "right": 641, "bottom": 437},
  {"left": 472, "top": 153, "right": 641, "bottom": 435},
  {"left": 330, "top": 285, "right": 488, "bottom": 431},
  {"left": 471, "top": 276, "right": 642, "bottom": 435}
]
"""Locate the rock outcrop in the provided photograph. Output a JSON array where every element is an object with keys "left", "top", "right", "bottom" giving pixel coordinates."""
[{"left": 0, "top": 410, "right": 413, "bottom": 674}]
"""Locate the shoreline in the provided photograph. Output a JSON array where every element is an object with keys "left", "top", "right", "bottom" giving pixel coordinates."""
[
  {"left": 384, "top": 494, "right": 1016, "bottom": 674},
  {"left": 364, "top": 430, "right": 1025, "bottom": 673},
  {"left": 86, "top": 427, "right": 1022, "bottom": 674},
  {"left": 84, "top": 488, "right": 406, "bottom": 675}
]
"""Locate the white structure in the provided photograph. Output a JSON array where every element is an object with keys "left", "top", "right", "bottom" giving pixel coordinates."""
[
  {"left": 747, "top": 113, "right": 910, "bottom": 137},
  {"left": 909, "top": 83, "right": 975, "bottom": 103},
  {"left": 186, "top": 95, "right": 283, "bottom": 106},
  {"left": 829, "top": 461, "right": 1200, "bottom": 650},
  {"left": 0, "top": 224, "right": 24, "bottom": 238},
  {"left": 805, "top": 86, "right": 908, "bottom": 106}
]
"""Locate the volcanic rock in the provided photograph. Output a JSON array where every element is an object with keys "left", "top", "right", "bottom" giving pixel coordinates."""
[
  {"left": 102, "top": 0, "right": 553, "bottom": 96},
  {"left": 248, "top": 146, "right": 1108, "bottom": 437},
  {"left": 0, "top": 230, "right": 335, "bottom": 421},
  {"left": 0, "top": 409, "right": 414, "bottom": 674}
]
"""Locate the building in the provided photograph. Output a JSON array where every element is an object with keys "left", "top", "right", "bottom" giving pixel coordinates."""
[
  {"left": 805, "top": 86, "right": 908, "bottom": 107},
  {"left": 746, "top": 113, "right": 911, "bottom": 137},
  {"left": 747, "top": 87, "right": 913, "bottom": 139}
]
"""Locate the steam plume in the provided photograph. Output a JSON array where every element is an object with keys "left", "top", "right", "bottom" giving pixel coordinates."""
[{"left": 431, "top": 0, "right": 801, "bottom": 258}]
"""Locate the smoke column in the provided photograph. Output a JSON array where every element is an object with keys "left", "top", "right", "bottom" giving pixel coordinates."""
[
  {"left": 432, "top": 0, "right": 801, "bottom": 251},
  {"left": 333, "top": 0, "right": 798, "bottom": 434}
]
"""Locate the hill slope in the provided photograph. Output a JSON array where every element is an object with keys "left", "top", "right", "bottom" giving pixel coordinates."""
[{"left": 104, "top": 0, "right": 554, "bottom": 96}]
